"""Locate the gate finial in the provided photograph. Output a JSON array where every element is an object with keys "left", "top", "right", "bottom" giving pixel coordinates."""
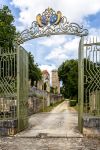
[{"left": 36, "top": 8, "right": 62, "bottom": 27}]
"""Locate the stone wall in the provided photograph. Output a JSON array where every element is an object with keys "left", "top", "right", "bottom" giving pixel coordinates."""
[
  {"left": 0, "top": 88, "right": 63, "bottom": 136},
  {"left": 28, "top": 96, "right": 47, "bottom": 115},
  {"left": 50, "top": 94, "right": 63, "bottom": 104},
  {"left": 83, "top": 116, "right": 100, "bottom": 137},
  {"left": 0, "top": 119, "right": 18, "bottom": 136},
  {"left": 28, "top": 93, "right": 63, "bottom": 115}
]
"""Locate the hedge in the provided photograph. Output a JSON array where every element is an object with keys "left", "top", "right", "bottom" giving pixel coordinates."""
[{"left": 69, "top": 99, "right": 77, "bottom": 106}]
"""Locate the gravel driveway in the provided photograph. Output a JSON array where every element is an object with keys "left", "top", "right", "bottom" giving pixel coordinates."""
[
  {"left": 0, "top": 101, "right": 100, "bottom": 150},
  {"left": 16, "top": 101, "right": 81, "bottom": 137}
]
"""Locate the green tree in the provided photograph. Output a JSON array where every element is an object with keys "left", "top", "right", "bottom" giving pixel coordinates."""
[
  {"left": 58, "top": 59, "right": 78, "bottom": 99},
  {"left": 58, "top": 58, "right": 98, "bottom": 101},
  {"left": 0, "top": 5, "right": 16, "bottom": 49},
  {"left": 28, "top": 52, "right": 42, "bottom": 86}
]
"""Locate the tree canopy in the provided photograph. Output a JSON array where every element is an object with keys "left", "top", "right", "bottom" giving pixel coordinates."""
[
  {"left": 0, "top": 6, "right": 42, "bottom": 86},
  {"left": 28, "top": 52, "right": 42, "bottom": 86},
  {"left": 58, "top": 58, "right": 99, "bottom": 101},
  {"left": 0, "top": 5, "right": 16, "bottom": 49},
  {"left": 58, "top": 59, "right": 78, "bottom": 99}
]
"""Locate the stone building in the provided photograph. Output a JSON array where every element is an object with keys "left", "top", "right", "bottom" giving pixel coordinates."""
[
  {"left": 37, "top": 80, "right": 43, "bottom": 90},
  {"left": 37, "top": 70, "right": 50, "bottom": 92},
  {"left": 51, "top": 69, "right": 60, "bottom": 94},
  {"left": 42, "top": 70, "right": 50, "bottom": 92}
]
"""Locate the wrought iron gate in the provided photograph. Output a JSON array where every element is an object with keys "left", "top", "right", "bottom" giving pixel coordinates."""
[
  {"left": 84, "top": 39, "right": 100, "bottom": 116},
  {"left": 0, "top": 45, "right": 28, "bottom": 135},
  {"left": 78, "top": 38, "right": 100, "bottom": 133}
]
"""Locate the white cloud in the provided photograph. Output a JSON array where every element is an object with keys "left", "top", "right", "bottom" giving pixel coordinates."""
[
  {"left": 83, "top": 28, "right": 100, "bottom": 44},
  {"left": 44, "top": 31, "right": 99, "bottom": 65},
  {"left": 63, "top": 37, "right": 80, "bottom": 57},
  {"left": 45, "top": 37, "right": 80, "bottom": 65},
  {"left": 39, "top": 35, "right": 66, "bottom": 47},
  {"left": 89, "top": 28, "right": 100, "bottom": 39},
  {"left": 46, "top": 46, "right": 66, "bottom": 60},
  {"left": 39, "top": 64, "right": 56, "bottom": 73},
  {"left": 0, "top": 3, "right": 3, "bottom": 9},
  {"left": 11, "top": 0, "right": 100, "bottom": 28},
  {"left": 16, "top": 25, "right": 25, "bottom": 32}
]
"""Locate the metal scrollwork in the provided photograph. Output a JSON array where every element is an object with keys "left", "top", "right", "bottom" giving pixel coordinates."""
[{"left": 15, "top": 8, "right": 88, "bottom": 44}]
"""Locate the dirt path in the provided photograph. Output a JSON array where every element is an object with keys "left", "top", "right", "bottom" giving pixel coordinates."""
[
  {"left": 0, "top": 101, "right": 100, "bottom": 150},
  {"left": 16, "top": 101, "right": 82, "bottom": 138}
]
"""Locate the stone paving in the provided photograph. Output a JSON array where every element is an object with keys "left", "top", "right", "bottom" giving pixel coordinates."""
[
  {"left": 0, "top": 137, "right": 100, "bottom": 150},
  {"left": 0, "top": 101, "right": 100, "bottom": 150}
]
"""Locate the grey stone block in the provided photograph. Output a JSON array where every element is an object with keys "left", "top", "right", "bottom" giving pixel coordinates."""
[{"left": 83, "top": 116, "right": 100, "bottom": 128}]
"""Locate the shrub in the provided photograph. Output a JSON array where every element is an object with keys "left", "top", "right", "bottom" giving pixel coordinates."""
[
  {"left": 70, "top": 99, "right": 77, "bottom": 106},
  {"left": 50, "top": 103, "right": 53, "bottom": 106}
]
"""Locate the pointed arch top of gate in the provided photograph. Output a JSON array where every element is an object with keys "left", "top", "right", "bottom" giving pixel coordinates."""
[{"left": 15, "top": 8, "right": 88, "bottom": 44}]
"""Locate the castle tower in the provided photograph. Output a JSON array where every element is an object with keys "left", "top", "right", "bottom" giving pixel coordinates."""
[
  {"left": 52, "top": 70, "right": 60, "bottom": 94},
  {"left": 42, "top": 70, "right": 50, "bottom": 92},
  {"left": 37, "top": 70, "right": 50, "bottom": 92}
]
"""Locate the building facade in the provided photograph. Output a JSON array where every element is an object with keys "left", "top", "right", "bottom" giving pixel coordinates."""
[
  {"left": 52, "top": 69, "right": 60, "bottom": 94},
  {"left": 37, "top": 70, "right": 50, "bottom": 92}
]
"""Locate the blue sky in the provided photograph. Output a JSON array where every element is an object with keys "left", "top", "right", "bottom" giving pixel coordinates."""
[{"left": 1, "top": 0, "right": 100, "bottom": 73}]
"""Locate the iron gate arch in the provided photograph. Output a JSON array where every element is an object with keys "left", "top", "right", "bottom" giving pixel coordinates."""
[
  {"left": 0, "top": 7, "right": 89, "bottom": 135},
  {"left": 15, "top": 8, "right": 88, "bottom": 45}
]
